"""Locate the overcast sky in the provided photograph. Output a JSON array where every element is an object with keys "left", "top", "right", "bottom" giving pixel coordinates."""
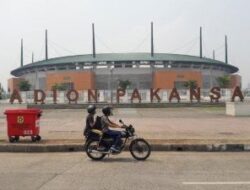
[{"left": 1, "top": 0, "right": 250, "bottom": 90}]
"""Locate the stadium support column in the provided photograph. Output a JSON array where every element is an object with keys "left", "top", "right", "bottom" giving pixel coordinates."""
[
  {"left": 210, "top": 50, "right": 215, "bottom": 88},
  {"left": 151, "top": 22, "right": 155, "bottom": 89},
  {"left": 150, "top": 22, "right": 154, "bottom": 88},
  {"left": 110, "top": 67, "right": 113, "bottom": 104},
  {"left": 225, "top": 35, "right": 228, "bottom": 64},
  {"left": 21, "top": 39, "right": 23, "bottom": 67},
  {"left": 200, "top": 27, "right": 202, "bottom": 58},
  {"left": 92, "top": 23, "right": 96, "bottom": 58},
  {"left": 32, "top": 52, "right": 34, "bottom": 63},
  {"left": 209, "top": 67, "right": 213, "bottom": 89},
  {"left": 151, "top": 22, "right": 154, "bottom": 57},
  {"left": 45, "top": 29, "right": 48, "bottom": 60}
]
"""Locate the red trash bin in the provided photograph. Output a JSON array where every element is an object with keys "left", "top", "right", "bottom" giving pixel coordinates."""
[{"left": 4, "top": 109, "right": 42, "bottom": 143}]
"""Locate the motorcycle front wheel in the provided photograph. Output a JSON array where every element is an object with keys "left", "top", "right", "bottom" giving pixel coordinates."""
[
  {"left": 129, "top": 138, "right": 151, "bottom": 161},
  {"left": 85, "top": 140, "right": 106, "bottom": 161}
]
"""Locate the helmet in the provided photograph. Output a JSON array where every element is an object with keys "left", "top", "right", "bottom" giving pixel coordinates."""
[
  {"left": 87, "top": 105, "right": 96, "bottom": 114},
  {"left": 102, "top": 106, "right": 113, "bottom": 116}
]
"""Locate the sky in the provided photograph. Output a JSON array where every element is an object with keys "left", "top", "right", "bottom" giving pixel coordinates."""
[{"left": 1, "top": 0, "right": 250, "bottom": 90}]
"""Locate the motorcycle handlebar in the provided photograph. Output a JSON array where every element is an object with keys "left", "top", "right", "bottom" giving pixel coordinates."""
[
  {"left": 119, "top": 119, "right": 133, "bottom": 130},
  {"left": 119, "top": 119, "right": 124, "bottom": 124},
  {"left": 121, "top": 125, "right": 127, "bottom": 129}
]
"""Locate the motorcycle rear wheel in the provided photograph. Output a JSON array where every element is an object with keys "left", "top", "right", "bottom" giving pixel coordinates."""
[
  {"left": 85, "top": 140, "right": 106, "bottom": 161},
  {"left": 129, "top": 138, "right": 151, "bottom": 161}
]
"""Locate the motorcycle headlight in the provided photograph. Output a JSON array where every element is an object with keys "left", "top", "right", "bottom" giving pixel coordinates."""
[
  {"left": 129, "top": 125, "right": 135, "bottom": 134},
  {"left": 131, "top": 128, "right": 135, "bottom": 134}
]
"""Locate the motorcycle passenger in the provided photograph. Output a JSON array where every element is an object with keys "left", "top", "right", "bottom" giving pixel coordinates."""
[
  {"left": 101, "top": 106, "right": 123, "bottom": 152},
  {"left": 83, "top": 105, "right": 96, "bottom": 137}
]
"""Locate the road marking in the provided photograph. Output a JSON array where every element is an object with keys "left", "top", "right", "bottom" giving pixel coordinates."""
[{"left": 183, "top": 182, "right": 250, "bottom": 185}]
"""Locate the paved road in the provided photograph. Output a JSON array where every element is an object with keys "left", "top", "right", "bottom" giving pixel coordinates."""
[{"left": 1, "top": 152, "right": 250, "bottom": 190}]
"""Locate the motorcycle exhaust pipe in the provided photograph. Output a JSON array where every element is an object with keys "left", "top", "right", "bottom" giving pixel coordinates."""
[{"left": 91, "top": 149, "right": 111, "bottom": 154}]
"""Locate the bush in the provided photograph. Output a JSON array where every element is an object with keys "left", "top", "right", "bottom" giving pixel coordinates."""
[
  {"left": 51, "top": 83, "right": 68, "bottom": 91},
  {"left": 0, "top": 83, "right": 3, "bottom": 99},
  {"left": 216, "top": 75, "right": 231, "bottom": 88},
  {"left": 183, "top": 80, "right": 197, "bottom": 89},
  {"left": 118, "top": 80, "right": 131, "bottom": 90}
]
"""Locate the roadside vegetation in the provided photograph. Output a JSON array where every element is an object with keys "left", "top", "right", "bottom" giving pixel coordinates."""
[
  {"left": 184, "top": 80, "right": 197, "bottom": 89},
  {"left": 118, "top": 80, "right": 131, "bottom": 90},
  {"left": 216, "top": 75, "right": 231, "bottom": 88},
  {"left": 51, "top": 83, "right": 68, "bottom": 91},
  {"left": 18, "top": 80, "right": 31, "bottom": 91},
  {"left": 0, "top": 83, "right": 5, "bottom": 99}
]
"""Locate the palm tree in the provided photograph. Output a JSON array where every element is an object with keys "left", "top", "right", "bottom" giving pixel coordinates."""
[
  {"left": 118, "top": 80, "right": 131, "bottom": 90},
  {"left": 216, "top": 75, "right": 230, "bottom": 88},
  {"left": 18, "top": 80, "right": 31, "bottom": 91},
  {"left": 183, "top": 80, "right": 197, "bottom": 89}
]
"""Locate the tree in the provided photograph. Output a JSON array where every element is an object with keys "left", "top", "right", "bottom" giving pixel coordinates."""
[
  {"left": 18, "top": 80, "right": 31, "bottom": 91},
  {"left": 216, "top": 75, "right": 231, "bottom": 88},
  {"left": 0, "top": 83, "right": 4, "bottom": 99},
  {"left": 51, "top": 84, "right": 59, "bottom": 91},
  {"left": 183, "top": 80, "right": 197, "bottom": 89},
  {"left": 118, "top": 80, "right": 131, "bottom": 90}
]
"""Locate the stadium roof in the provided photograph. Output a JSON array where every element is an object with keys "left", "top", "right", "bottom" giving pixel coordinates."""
[{"left": 11, "top": 53, "right": 239, "bottom": 76}]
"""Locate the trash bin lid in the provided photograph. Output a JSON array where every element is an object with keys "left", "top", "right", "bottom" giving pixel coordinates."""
[{"left": 4, "top": 109, "right": 42, "bottom": 115}]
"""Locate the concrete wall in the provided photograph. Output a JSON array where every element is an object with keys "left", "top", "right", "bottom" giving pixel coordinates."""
[
  {"left": 230, "top": 74, "right": 241, "bottom": 88},
  {"left": 226, "top": 102, "right": 250, "bottom": 116},
  {"left": 46, "top": 71, "right": 95, "bottom": 90},
  {"left": 7, "top": 78, "right": 24, "bottom": 93}
]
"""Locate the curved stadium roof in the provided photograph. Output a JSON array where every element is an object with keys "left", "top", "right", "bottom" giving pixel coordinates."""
[{"left": 11, "top": 53, "right": 239, "bottom": 76}]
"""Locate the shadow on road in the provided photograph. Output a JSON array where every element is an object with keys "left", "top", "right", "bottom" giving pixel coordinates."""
[{"left": 89, "top": 157, "right": 155, "bottom": 163}]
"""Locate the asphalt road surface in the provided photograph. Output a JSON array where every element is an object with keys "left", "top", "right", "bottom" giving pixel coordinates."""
[{"left": 0, "top": 152, "right": 250, "bottom": 190}]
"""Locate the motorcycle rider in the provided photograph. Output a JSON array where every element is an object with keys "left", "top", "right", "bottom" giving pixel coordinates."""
[
  {"left": 83, "top": 105, "right": 96, "bottom": 137},
  {"left": 101, "top": 106, "right": 123, "bottom": 152}
]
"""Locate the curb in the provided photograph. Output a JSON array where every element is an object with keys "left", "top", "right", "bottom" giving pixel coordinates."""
[
  {"left": 151, "top": 144, "right": 248, "bottom": 152},
  {"left": 0, "top": 144, "right": 83, "bottom": 152},
  {"left": 27, "top": 102, "right": 225, "bottom": 109},
  {"left": 0, "top": 143, "right": 250, "bottom": 152}
]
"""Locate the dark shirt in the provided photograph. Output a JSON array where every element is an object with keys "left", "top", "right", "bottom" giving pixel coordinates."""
[{"left": 86, "top": 114, "right": 94, "bottom": 130}]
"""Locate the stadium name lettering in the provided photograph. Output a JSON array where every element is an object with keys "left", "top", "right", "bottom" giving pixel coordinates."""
[{"left": 9, "top": 86, "right": 244, "bottom": 104}]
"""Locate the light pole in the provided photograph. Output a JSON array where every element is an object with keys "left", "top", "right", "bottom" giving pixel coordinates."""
[{"left": 110, "top": 67, "right": 114, "bottom": 104}]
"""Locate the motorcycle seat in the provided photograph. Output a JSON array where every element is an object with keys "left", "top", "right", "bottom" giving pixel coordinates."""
[{"left": 91, "top": 129, "right": 103, "bottom": 136}]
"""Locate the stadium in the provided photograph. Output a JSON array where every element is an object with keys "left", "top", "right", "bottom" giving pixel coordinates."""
[{"left": 8, "top": 23, "right": 240, "bottom": 93}]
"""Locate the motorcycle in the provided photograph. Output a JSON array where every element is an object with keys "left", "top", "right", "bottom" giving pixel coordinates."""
[{"left": 85, "top": 119, "right": 151, "bottom": 161}]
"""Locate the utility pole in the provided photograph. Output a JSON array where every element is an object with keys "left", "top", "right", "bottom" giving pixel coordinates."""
[
  {"left": 45, "top": 29, "right": 48, "bottom": 60},
  {"left": 200, "top": 27, "right": 202, "bottom": 58},
  {"left": 32, "top": 52, "right": 34, "bottom": 63},
  {"left": 151, "top": 22, "right": 154, "bottom": 57},
  {"left": 92, "top": 23, "right": 96, "bottom": 58},
  {"left": 21, "top": 39, "right": 23, "bottom": 67},
  {"left": 225, "top": 35, "right": 228, "bottom": 64},
  {"left": 110, "top": 67, "right": 114, "bottom": 104}
]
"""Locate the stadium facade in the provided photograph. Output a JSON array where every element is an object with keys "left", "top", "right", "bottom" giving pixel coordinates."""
[{"left": 8, "top": 23, "right": 240, "bottom": 93}]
